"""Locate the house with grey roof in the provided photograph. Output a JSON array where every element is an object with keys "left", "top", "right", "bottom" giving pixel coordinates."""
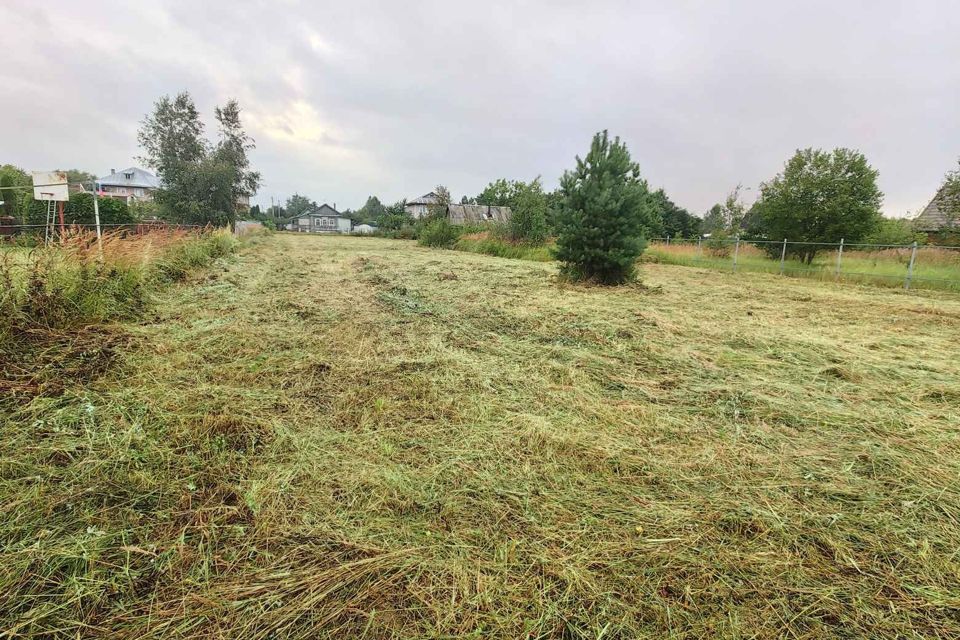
[
  {"left": 404, "top": 192, "right": 439, "bottom": 219},
  {"left": 286, "top": 203, "right": 352, "bottom": 233},
  {"left": 97, "top": 167, "right": 159, "bottom": 202}
]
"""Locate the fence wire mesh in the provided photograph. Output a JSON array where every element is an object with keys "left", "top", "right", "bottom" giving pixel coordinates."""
[{"left": 647, "top": 237, "right": 960, "bottom": 292}]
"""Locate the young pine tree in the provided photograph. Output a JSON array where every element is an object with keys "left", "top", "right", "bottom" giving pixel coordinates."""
[{"left": 554, "top": 131, "right": 652, "bottom": 284}]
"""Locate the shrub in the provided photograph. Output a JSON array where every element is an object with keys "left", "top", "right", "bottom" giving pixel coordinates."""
[
  {"left": 27, "top": 192, "right": 136, "bottom": 226},
  {"left": 417, "top": 218, "right": 460, "bottom": 249},
  {"left": 705, "top": 230, "right": 733, "bottom": 258},
  {"left": 508, "top": 179, "right": 548, "bottom": 245},
  {"left": 554, "top": 131, "right": 652, "bottom": 284},
  {"left": 863, "top": 218, "right": 924, "bottom": 247}
]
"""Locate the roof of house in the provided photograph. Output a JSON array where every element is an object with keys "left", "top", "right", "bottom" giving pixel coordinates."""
[
  {"left": 447, "top": 204, "right": 512, "bottom": 225},
  {"left": 98, "top": 167, "right": 159, "bottom": 189},
  {"left": 288, "top": 203, "right": 348, "bottom": 221},
  {"left": 407, "top": 192, "right": 438, "bottom": 206},
  {"left": 913, "top": 187, "right": 959, "bottom": 231}
]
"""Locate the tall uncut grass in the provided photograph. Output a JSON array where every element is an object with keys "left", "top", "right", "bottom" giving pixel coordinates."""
[
  {"left": 0, "top": 228, "right": 237, "bottom": 343},
  {"left": 454, "top": 231, "right": 555, "bottom": 262}
]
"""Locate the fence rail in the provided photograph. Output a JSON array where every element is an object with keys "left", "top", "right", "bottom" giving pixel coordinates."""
[{"left": 647, "top": 237, "right": 960, "bottom": 292}]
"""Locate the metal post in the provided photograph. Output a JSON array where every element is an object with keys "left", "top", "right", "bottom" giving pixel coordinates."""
[
  {"left": 835, "top": 238, "right": 844, "bottom": 280},
  {"left": 697, "top": 236, "right": 702, "bottom": 258},
  {"left": 779, "top": 238, "right": 787, "bottom": 275},
  {"left": 92, "top": 181, "right": 103, "bottom": 255},
  {"left": 904, "top": 241, "right": 918, "bottom": 290},
  {"left": 733, "top": 236, "right": 741, "bottom": 272}
]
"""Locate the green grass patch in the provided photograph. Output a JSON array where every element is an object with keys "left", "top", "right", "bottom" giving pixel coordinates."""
[{"left": 454, "top": 233, "right": 555, "bottom": 261}]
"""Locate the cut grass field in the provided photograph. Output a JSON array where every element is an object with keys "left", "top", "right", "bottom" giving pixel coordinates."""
[{"left": 2, "top": 234, "right": 959, "bottom": 638}]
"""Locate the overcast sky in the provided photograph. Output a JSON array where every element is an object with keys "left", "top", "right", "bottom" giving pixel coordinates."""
[{"left": 3, "top": 0, "right": 958, "bottom": 216}]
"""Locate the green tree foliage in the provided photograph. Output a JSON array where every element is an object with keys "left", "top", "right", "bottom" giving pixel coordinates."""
[
  {"left": 138, "top": 92, "right": 260, "bottom": 227},
  {"left": 354, "top": 196, "right": 387, "bottom": 224},
  {"left": 0, "top": 164, "right": 31, "bottom": 221},
  {"left": 544, "top": 188, "right": 564, "bottom": 233},
  {"left": 650, "top": 189, "right": 700, "bottom": 238},
  {"left": 417, "top": 217, "right": 460, "bottom": 248},
  {"left": 471, "top": 179, "right": 527, "bottom": 207},
  {"left": 212, "top": 100, "right": 261, "bottom": 210},
  {"left": 508, "top": 178, "right": 548, "bottom": 244},
  {"left": 27, "top": 193, "right": 134, "bottom": 226},
  {"left": 417, "top": 186, "right": 456, "bottom": 246},
  {"left": 941, "top": 158, "right": 960, "bottom": 227},
  {"left": 702, "top": 203, "right": 725, "bottom": 234},
  {"left": 752, "top": 148, "right": 883, "bottom": 263},
  {"left": 863, "top": 218, "right": 924, "bottom": 246},
  {"left": 377, "top": 201, "right": 411, "bottom": 231},
  {"left": 554, "top": 131, "right": 652, "bottom": 285},
  {"left": 702, "top": 185, "right": 746, "bottom": 236},
  {"left": 283, "top": 194, "right": 316, "bottom": 221},
  {"left": 427, "top": 185, "right": 451, "bottom": 219}
]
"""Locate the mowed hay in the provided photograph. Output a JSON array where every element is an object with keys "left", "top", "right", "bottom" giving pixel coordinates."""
[{"left": 1, "top": 234, "right": 959, "bottom": 638}]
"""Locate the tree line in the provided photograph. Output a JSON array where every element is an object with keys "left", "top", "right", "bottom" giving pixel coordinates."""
[{"left": 412, "top": 134, "right": 959, "bottom": 285}]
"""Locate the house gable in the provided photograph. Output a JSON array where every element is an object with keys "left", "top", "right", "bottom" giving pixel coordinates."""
[{"left": 914, "top": 187, "right": 959, "bottom": 231}]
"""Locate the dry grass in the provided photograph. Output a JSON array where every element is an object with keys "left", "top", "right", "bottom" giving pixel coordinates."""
[{"left": 2, "top": 234, "right": 959, "bottom": 638}]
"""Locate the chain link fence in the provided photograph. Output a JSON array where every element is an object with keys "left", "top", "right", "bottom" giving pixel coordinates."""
[{"left": 647, "top": 237, "right": 960, "bottom": 292}]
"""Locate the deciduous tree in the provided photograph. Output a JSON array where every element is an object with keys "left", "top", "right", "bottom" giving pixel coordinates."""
[
  {"left": 752, "top": 148, "right": 882, "bottom": 263},
  {"left": 508, "top": 178, "right": 548, "bottom": 244},
  {"left": 138, "top": 92, "right": 260, "bottom": 227}
]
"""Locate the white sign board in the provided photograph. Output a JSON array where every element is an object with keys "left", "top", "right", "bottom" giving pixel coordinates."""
[{"left": 32, "top": 171, "right": 70, "bottom": 202}]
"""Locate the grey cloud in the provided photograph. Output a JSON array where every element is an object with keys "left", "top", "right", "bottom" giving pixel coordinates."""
[{"left": 2, "top": 0, "right": 958, "bottom": 215}]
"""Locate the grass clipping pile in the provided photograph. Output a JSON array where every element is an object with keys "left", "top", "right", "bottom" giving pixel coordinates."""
[{"left": 2, "top": 233, "right": 960, "bottom": 638}]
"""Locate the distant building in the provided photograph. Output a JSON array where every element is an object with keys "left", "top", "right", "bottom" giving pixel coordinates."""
[
  {"left": 447, "top": 203, "right": 512, "bottom": 225},
  {"left": 913, "top": 186, "right": 958, "bottom": 234},
  {"left": 405, "top": 191, "right": 512, "bottom": 225},
  {"left": 97, "top": 167, "right": 159, "bottom": 202},
  {"left": 404, "top": 192, "right": 439, "bottom": 219},
  {"left": 286, "top": 203, "right": 352, "bottom": 233}
]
